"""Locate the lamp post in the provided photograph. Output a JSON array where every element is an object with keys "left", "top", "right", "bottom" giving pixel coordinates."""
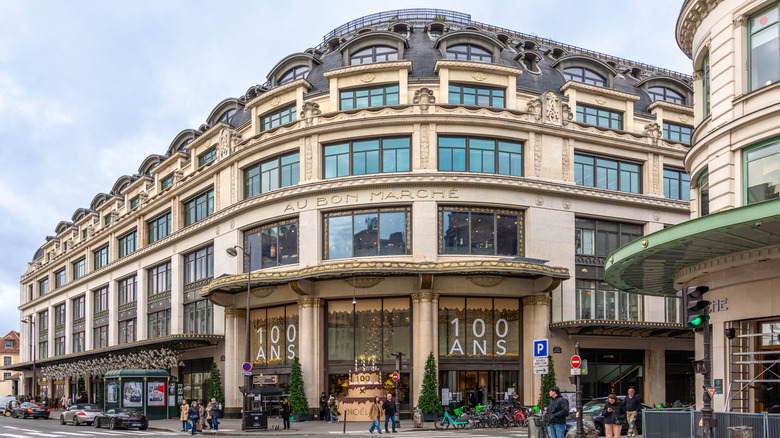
[
  {"left": 20, "top": 315, "right": 36, "bottom": 400},
  {"left": 226, "top": 243, "right": 251, "bottom": 431}
]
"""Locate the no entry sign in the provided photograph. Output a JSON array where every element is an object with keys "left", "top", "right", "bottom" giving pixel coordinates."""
[
  {"left": 571, "top": 355, "right": 582, "bottom": 369},
  {"left": 392, "top": 372, "right": 400, "bottom": 382}
]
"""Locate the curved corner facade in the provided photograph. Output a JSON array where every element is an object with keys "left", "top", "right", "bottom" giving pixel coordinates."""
[{"left": 15, "top": 9, "right": 695, "bottom": 414}]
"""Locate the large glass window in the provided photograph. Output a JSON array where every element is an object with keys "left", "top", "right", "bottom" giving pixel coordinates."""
[
  {"left": 665, "top": 297, "right": 681, "bottom": 323},
  {"left": 72, "top": 296, "right": 85, "bottom": 320},
  {"left": 440, "top": 207, "right": 522, "bottom": 256},
  {"left": 184, "top": 301, "right": 213, "bottom": 334},
  {"left": 94, "top": 287, "right": 109, "bottom": 313},
  {"left": 38, "top": 310, "right": 48, "bottom": 331},
  {"left": 183, "top": 189, "right": 214, "bottom": 226},
  {"left": 448, "top": 84, "right": 505, "bottom": 108},
  {"left": 438, "top": 297, "right": 520, "bottom": 361},
  {"left": 244, "top": 220, "right": 298, "bottom": 270},
  {"left": 324, "top": 208, "right": 410, "bottom": 259},
  {"left": 648, "top": 87, "right": 685, "bottom": 105},
  {"left": 160, "top": 173, "right": 174, "bottom": 190},
  {"left": 183, "top": 245, "right": 214, "bottom": 284},
  {"left": 576, "top": 280, "right": 643, "bottom": 321},
  {"left": 118, "top": 230, "right": 137, "bottom": 258},
  {"left": 664, "top": 167, "right": 691, "bottom": 201},
  {"left": 72, "top": 332, "right": 85, "bottom": 353},
  {"left": 446, "top": 44, "right": 492, "bottom": 62},
  {"left": 438, "top": 136, "right": 522, "bottom": 176},
  {"left": 119, "top": 319, "right": 136, "bottom": 344},
  {"left": 54, "top": 268, "right": 66, "bottom": 289},
  {"left": 93, "top": 325, "right": 108, "bottom": 349},
  {"left": 148, "top": 309, "right": 171, "bottom": 338},
  {"left": 39, "top": 278, "right": 49, "bottom": 296},
  {"left": 54, "top": 304, "right": 65, "bottom": 326},
  {"left": 250, "top": 304, "right": 299, "bottom": 367},
  {"left": 574, "top": 153, "right": 641, "bottom": 193},
  {"left": 94, "top": 245, "right": 109, "bottom": 269},
  {"left": 698, "top": 170, "right": 710, "bottom": 216},
  {"left": 118, "top": 275, "right": 137, "bottom": 305},
  {"left": 575, "top": 218, "right": 642, "bottom": 259},
  {"left": 324, "top": 137, "right": 410, "bottom": 178},
  {"left": 261, "top": 104, "right": 296, "bottom": 132},
  {"left": 576, "top": 104, "right": 622, "bottom": 129},
  {"left": 663, "top": 122, "right": 693, "bottom": 144},
  {"left": 340, "top": 85, "right": 399, "bottom": 110},
  {"left": 327, "top": 298, "right": 409, "bottom": 364},
  {"left": 744, "top": 140, "right": 780, "bottom": 204},
  {"left": 148, "top": 211, "right": 171, "bottom": 244},
  {"left": 198, "top": 147, "right": 216, "bottom": 167},
  {"left": 148, "top": 261, "right": 172, "bottom": 296},
  {"left": 279, "top": 66, "right": 309, "bottom": 84},
  {"left": 350, "top": 45, "right": 398, "bottom": 65},
  {"left": 750, "top": 6, "right": 780, "bottom": 91},
  {"left": 244, "top": 153, "right": 300, "bottom": 198},
  {"left": 73, "top": 258, "right": 86, "bottom": 280},
  {"left": 564, "top": 67, "right": 606, "bottom": 87},
  {"left": 38, "top": 341, "right": 47, "bottom": 360}
]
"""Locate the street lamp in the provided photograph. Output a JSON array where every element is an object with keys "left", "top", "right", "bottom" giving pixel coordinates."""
[
  {"left": 20, "top": 315, "right": 36, "bottom": 400},
  {"left": 226, "top": 243, "right": 251, "bottom": 431}
]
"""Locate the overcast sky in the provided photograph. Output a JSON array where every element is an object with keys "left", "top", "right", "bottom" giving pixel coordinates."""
[{"left": 0, "top": 0, "right": 692, "bottom": 339}]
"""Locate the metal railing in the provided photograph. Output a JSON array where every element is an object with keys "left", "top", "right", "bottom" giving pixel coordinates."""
[{"left": 644, "top": 409, "right": 780, "bottom": 438}]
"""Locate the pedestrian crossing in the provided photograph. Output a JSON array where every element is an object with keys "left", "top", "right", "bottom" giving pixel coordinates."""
[
  {"left": 0, "top": 425, "right": 181, "bottom": 437},
  {"left": 328, "top": 432, "right": 528, "bottom": 437}
]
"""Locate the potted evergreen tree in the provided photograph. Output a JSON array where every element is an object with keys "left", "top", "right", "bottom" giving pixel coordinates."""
[
  {"left": 418, "top": 352, "right": 443, "bottom": 421},
  {"left": 539, "top": 355, "right": 557, "bottom": 406},
  {"left": 208, "top": 363, "right": 225, "bottom": 417},
  {"left": 289, "top": 356, "right": 310, "bottom": 421}
]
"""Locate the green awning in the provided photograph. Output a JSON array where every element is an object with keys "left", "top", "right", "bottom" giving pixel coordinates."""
[{"left": 604, "top": 198, "right": 780, "bottom": 296}]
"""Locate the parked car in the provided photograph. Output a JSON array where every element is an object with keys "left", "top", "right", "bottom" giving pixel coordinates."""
[
  {"left": 59, "top": 403, "right": 102, "bottom": 426},
  {"left": 12, "top": 402, "right": 50, "bottom": 419},
  {"left": 93, "top": 408, "right": 148, "bottom": 430},
  {"left": 1, "top": 397, "right": 19, "bottom": 416},
  {"left": 565, "top": 396, "right": 654, "bottom": 436}
]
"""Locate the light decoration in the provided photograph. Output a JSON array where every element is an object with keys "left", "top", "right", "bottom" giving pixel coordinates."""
[{"left": 38, "top": 347, "right": 181, "bottom": 380}]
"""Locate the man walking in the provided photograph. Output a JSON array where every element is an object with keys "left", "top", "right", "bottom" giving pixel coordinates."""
[
  {"left": 209, "top": 398, "right": 221, "bottom": 432},
  {"left": 381, "top": 393, "right": 397, "bottom": 433},
  {"left": 623, "top": 387, "right": 642, "bottom": 437},
  {"left": 545, "top": 386, "right": 568, "bottom": 438}
]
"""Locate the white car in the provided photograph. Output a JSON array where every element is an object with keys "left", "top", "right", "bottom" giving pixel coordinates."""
[{"left": 59, "top": 403, "right": 103, "bottom": 426}]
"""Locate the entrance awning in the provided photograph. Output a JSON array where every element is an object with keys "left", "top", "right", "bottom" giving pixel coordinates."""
[
  {"left": 551, "top": 320, "right": 693, "bottom": 338},
  {"left": 604, "top": 198, "right": 780, "bottom": 296}
]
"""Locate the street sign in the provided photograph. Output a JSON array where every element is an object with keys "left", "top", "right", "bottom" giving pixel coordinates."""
[
  {"left": 533, "top": 366, "right": 549, "bottom": 375},
  {"left": 533, "top": 339, "right": 549, "bottom": 358},
  {"left": 570, "top": 368, "right": 582, "bottom": 375},
  {"left": 254, "top": 375, "right": 278, "bottom": 385},
  {"left": 533, "top": 357, "right": 549, "bottom": 367},
  {"left": 241, "top": 371, "right": 252, "bottom": 376},
  {"left": 392, "top": 372, "right": 400, "bottom": 382},
  {"left": 706, "top": 387, "right": 716, "bottom": 399},
  {"left": 570, "top": 355, "right": 582, "bottom": 369},
  {"left": 242, "top": 362, "right": 252, "bottom": 372}
]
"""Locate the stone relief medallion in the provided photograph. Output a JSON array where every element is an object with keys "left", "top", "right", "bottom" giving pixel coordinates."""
[
  {"left": 216, "top": 226, "right": 220, "bottom": 235},
  {"left": 230, "top": 219, "right": 235, "bottom": 229},
  {"left": 595, "top": 96, "right": 607, "bottom": 105},
  {"left": 535, "top": 195, "right": 544, "bottom": 206},
  {"left": 679, "top": 114, "right": 689, "bottom": 123},
  {"left": 360, "top": 72, "right": 376, "bottom": 83},
  {"left": 653, "top": 211, "right": 661, "bottom": 221},
  {"left": 271, "top": 97, "right": 282, "bottom": 107},
  {"left": 472, "top": 72, "right": 487, "bottom": 81},
  {"left": 562, "top": 199, "right": 572, "bottom": 210}
]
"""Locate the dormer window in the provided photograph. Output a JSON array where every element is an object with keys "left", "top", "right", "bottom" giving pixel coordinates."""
[
  {"left": 446, "top": 44, "right": 491, "bottom": 63},
  {"left": 350, "top": 46, "right": 398, "bottom": 65},
  {"left": 518, "top": 52, "right": 542, "bottom": 74},
  {"left": 648, "top": 87, "right": 685, "bottom": 105},
  {"left": 218, "top": 108, "right": 236, "bottom": 123},
  {"left": 564, "top": 67, "right": 606, "bottom": 87},
  {"left": 279, "top": 66, "right": 309, "bottom": 85}
]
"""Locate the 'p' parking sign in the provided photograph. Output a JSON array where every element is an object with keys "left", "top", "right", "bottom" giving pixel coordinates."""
[{"left": 533, "top": 339, "right": 548, "bottom": 358}]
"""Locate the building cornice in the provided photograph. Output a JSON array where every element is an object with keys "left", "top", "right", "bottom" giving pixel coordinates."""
[
  {"left": 246, "top": 79, "right": 311, "bottom": 109},
  {"left": 434, "top": 60, "right": 523, "bottom": 77},
  {"left": 647, "top": 100, "right": 695, "bottom": 117},
  {"left": 676, "top": 0, "right": 725, "bottom": 58},
  {"left": 323, "top": 60, "right": 413, "bottom": 80},
  {"left": 560, "top": 81, "right": 640, "bottom": 102}
]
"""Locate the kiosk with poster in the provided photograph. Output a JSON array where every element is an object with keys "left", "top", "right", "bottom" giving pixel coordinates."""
[{"left": 102, "top": 369, "right": 172, "bottom": 420}]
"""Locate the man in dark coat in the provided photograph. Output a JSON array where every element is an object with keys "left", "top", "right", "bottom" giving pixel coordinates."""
[
  {"left": 545, "top": 386, "right": 569, "bottom": 438},
  {"left": 320, "top": 392, "right": 328, "bottom": 421},
  {"left": 381, "top": 393, "right": 397, "bottom": 433}
]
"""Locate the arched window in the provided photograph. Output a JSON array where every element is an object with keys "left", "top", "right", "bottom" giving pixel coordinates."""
[
  {"left": 218, "top": 108, "right": 236, "bottom": 124},
  {"left": 279, "top": 66, "right": 309, "bottom": 85},
  {"left": 563, "top": 67, "right": 606, "bottom": 87},
  {"left": 349, "top": 46, "right": 398, "bottom": 65},
  {"left": 648, "top": 87, "right": 685, "bottom": 105},
  {"left": 446, "top": 44, "right": 491, "bottom": 62}
]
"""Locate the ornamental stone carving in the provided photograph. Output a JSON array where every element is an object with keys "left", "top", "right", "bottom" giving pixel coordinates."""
[
  {"left": 344, "top": 277, "right": 384, "bottom": 288},
  {"left": 644, "top": 122, "right": 662, "bottom": 145},
  {"left": 411, "top": 291, "right": 439, "bottom": 303},
  {"left": 733, "top": 15, "right": 747, "bottom": 28},
  {"left": 298, "top": 297, "right": 324, "bottom": 308},
  {"left": 467, "top": 276, "right": 505, "bottom": 287},
  {"left": 562, "top": 199, "right": 571, "bottom": 210},
  {"left": 652, "top": 155, "right": 659, "bottom": 194},
  {"left": 420, "top": 124, "right": 430, "bottom": 168},
  {"left": 271, "top": 96, "right": 282, "bottom": 107},
  {"left": 526, "top": 91, "right": 572, "bottom": 126},
  {"left": 472, "top": 72, "right": 487, "bottom": 81},
  {"left": 535, "top": 195, "right": 544, "bottom": 206},
  {"left": 562, "top": 138, "right": 570, "bottom": 181},
  {"left": 304, "top": 137, "right": 313, "bottom": 180},
  {"left": 534, "top": 134, "right": 542, "bottom": 177},
  {"left": 692, "top": 70, "right": 703, "bottom": 81},
  {"left": 251, "top": 286, "right": 277, "bottom": 298},
  {"left": 679, "top": 114, "right": 689, "bottom": 123},
  {"left": 595, "top": 96, "right": 607, "bottom": 105},
  {"left": 522, "top": 295, "right": 551, "bottom": 306},
  {"left": 218, "top": 129, "right": 230, "bottom": 159},
  {"left": 653, "top": 211, "right": 661, "bottom": 221},
  {"left": 225, "top": 308, "right": 247, "bottom": 318},
  {"left": 300, "top": 101, "right": 321, "bottom": 120},
  {"left": 173, "top": 169, "right": 184, "bottom": 184},
  {"left": 360, "top": 72, "right": 376, "bottom": 83},
  {"left": 413, "top": 87, "right": 436, "bottom": 111}
]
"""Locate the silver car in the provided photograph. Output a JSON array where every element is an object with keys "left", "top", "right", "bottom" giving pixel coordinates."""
[{"left": 59, "top": 403, "right": 103, "bottom": 426}]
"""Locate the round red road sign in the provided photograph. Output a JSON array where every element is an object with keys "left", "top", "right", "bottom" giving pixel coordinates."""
[
  {"left": 242, "top": 362, "right": 252, "bottom": 372},
  {"left": 570, "top": 355, "right": 581, "bottom": 368},
  {"left": 391, "top": 372, "right": 400, "bottom": 382}
]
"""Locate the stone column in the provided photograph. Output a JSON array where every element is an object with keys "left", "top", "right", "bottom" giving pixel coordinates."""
[
  {"left": 137, "top": 267, "right": 148, "bottom": 340},
  {"left": 522, "top": 295, "right": 551, "bottom": 406},
  {"left": 224, "top": 308, "right": 246, "bottom": 412},
  {"left": 644, "top": 345, "right": 665, "bottom": 406},
  {"left": 411, "top": 291, "right": 438, "bottom": 406},
  {"left": 298, "top": 297, "right": 324, "bottom": 412}
]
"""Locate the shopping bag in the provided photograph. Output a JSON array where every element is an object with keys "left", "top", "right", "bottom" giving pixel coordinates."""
[
  {"left": 289, "top": 416, "right": 294, "bottom": 422},
  {"left": 185, "top": 422, "right": 191, "bottom": 430},
  {"left": 196, "top": 423, "right": 203, "bottom": 432}
]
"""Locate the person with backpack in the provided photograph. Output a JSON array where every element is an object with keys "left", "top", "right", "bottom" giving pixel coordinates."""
[{"left": 208, "top": 398, "right": 222, "bottom": 432}]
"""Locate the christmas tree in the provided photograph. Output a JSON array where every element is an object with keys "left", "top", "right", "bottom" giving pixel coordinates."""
[
  {"left": 289, "top": 356, "right": 310, "bottom": 416},
  {"left": 418, "top": 352, "right": 443, "bottom": 414},
  {"left": 208, "top": 362, "right": 224, "bottom": 406},
  {"left": 539, "top": 355, "right": 557, "bottom": 406}
]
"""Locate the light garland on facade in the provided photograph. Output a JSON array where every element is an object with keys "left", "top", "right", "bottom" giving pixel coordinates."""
[{"left": 38, "top": 348, "right": 181, "bottom": 380}]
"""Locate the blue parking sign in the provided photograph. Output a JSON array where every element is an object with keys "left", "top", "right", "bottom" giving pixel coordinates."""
[{"left": 533, "top": 339, "right": 548, "bottom": 358}]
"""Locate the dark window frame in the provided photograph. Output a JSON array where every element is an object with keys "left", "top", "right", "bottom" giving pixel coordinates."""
[
  {"left": 54, "top": 268, "right": 66, "bottom": 289},
  {"left": 244, "top": 152, "right": 300, "bottom": 198},
  {"left": 243, "top": 219, "right": 299, "bottom": 271},
  {"left": 564, "top": 67, "right": 607, "bottom": 87},
  {"left": 183, "top": 245, "right": 214, "bottom": 285},
  {"left": 118, "top": 275, "right": 137, "bottom": 305},
  {"left": 448, "top": 83, "right": 505, "bottom": 108},
  {"left": 663, "top": 167, "right": 691, "bottom": 201},
  {"left": 279, "top": 66, "right": 309, "bottom": 84},
  {"left": 147, "top": 211, "right": 172, "bottom": 244},
  {"left": 72, "top": 258, "right": 86, "bottom": 280},
  {"left": 574, "top": 153, "right": 642, "bottom": 194},
  {"left": 349, "top": 45, "right": 399, "bottom": 65},
  {"left": 663, "top": 122, "right": 694, "bottom": 144},
  {"left": 339, "top": 84, "right": 400, "bottom": 110},
  {"left": 260, "top": 104, "right": 297, "bottom": 132},
  {"left": 576, "top": 104, "right": 623, "bottom": 130},
  {"left": 148, "top": 261, "right": 172, "bottom": 296},
  {"left": 648, "top": 86, "right": 685, "bottom": 105},
  {"left": 197, "top": 147, "right": 217, "bottom": 167},
  {"left": 93, "top": 286, "right": 109, "bottom": 313},
  {"left": 183, "top": 188, "right": 214, "bottom": 226},
  {"left": 93, "top": 245, "right": 109, "bottom": 269},
  {"left": 323, "top": 207, "right": 412, "bottom": 260},
  {"left": 438, "top": 206, "right": 524, "bottom": 256},
  {"left": 445, "top": 44, "right": 492, "bottom": 62},
  {"left": 437, "top": 136, "right": 523, "bottom": 176},
  {"left": 323, "top": 137, "right": 411, "bottom": 179},
  {"left": 117, "top": 229, "right": 137, "bottom": 258}
]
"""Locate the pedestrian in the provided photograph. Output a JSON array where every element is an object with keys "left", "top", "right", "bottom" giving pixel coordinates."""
[
  {"left": 282, "top": 397, "right": 291, "bottom": 430},
  {"left": 755, "top": 382, "right": 780, "bottom": 413},
  {"left": 60, "top": 395, "right": 66, "bottom": 410},
  {"left": 602, "top": 394, "right": 626, "bottom": 438},
  {"left": 209, "top": 397, "right": 222, "bottom": 432},
  {"left": 188, "top": 401, "right": 200, "bottom": 435},
  {"left": 468, "top": 393, "right": 477, "bottom": 411},
  {"left": 381, "top": 393, "right": 397, "bottom": 433},
  {"left": 180, "top": 399, "right": 190, "bottom": 431},
  {"left": 198, "top": 399, "right": 206, "bottom": 431},
  {"left": 205, "top": 400, "right": 212, "bottom": 430},
  {"left": 320, "top": 392, "right": 328, "bottom": 421},
  {"left": 622, "top": 387, "right": 642, "bottom": 436},
  {"left": 545, "top": 386, "right": 569, "bottom": 438},
  {"left": 328, "top": 394, "right": 340, "bottom": 423},
  {"left": 67, "top": 396, "right": 72, "bottom": 409},
  {"left": 368, "top": 396, "right": 383, "bottom": 434}
]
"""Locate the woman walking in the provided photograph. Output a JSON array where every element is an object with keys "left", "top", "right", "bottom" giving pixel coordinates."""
[
  {"left": 368, "top": 396, "right": 383, "bottom": 434},
  {"left": 180, "top": 399, "right": 190, "bottom": 432},
  {"left": 328, "top": 394, "right": 340, "bottom": 423},
  {"left": 602, "top": 394, "right": 627, "bottom": 438},
  {"left": 281, "top": 398, "right": 291, "bottom": 430},
  {"left": 188, "top": 401, "right": 200, "bottom": 435}
]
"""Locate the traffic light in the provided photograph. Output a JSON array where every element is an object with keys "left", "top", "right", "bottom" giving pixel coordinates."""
[{"left": 678, "top": 285, "right": 710, "bottom": 327}]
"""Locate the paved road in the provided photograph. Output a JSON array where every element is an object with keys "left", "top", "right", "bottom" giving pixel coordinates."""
[{"left": 0, "top": 415, "right": 179, "bottom": 437}]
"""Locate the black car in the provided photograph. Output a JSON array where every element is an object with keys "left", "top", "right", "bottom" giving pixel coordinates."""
[
  {"left": 93, "top": 408, "right": 148, "bottom": 430},
  {"left": 566, "top": 397, "right": 654, "bottom": 436},
  {"left": 12, "top": 402, "right": 50, "bottom": 419}
]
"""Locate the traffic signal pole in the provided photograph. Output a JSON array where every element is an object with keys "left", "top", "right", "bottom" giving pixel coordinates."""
[
  {"left": 702, "top": 308, "right": 714, "bottom": 438},
  {"left": 575, "top": 342, "right": 585, "bottom": 438}
]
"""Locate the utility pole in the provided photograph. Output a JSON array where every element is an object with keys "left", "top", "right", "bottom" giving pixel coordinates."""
[
  {"left": 391, "top": 351, "right": 404, "bottom": 428},
  {"left": 701, "top": 310, "right": 714, "bottom": 438},
  {"left": 575, "top": 342, "right": 585, "bottom": 438}
]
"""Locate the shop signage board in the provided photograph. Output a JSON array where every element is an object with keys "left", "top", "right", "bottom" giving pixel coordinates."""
[{"left": 254, "top": 375, "right": 278, "bottom": 385}]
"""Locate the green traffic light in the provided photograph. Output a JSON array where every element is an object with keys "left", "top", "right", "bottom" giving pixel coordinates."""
[{"left": 689, "top": 314, "right": 710, "bottom": 327}]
